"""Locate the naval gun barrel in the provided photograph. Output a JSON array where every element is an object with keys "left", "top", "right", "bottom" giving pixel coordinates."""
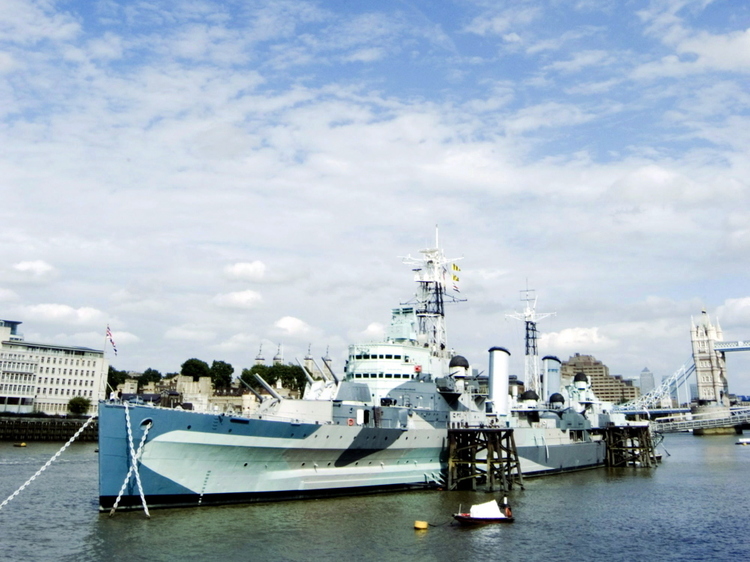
[
  {"left": 321, "top": 356, "right": 340, "bottom": 384},
  {"left": 296, "top": 358, "right": 316, "bottom": 385},
  {"left": 253, "top": 374, "right": 283, "bottom": 401},
  {"left": 238, "top": 376, "right": 266, "bottom": 402}
]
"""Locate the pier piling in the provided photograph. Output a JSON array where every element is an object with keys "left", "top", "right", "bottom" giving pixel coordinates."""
[
  {"left": 604, "top": 425, "right": 658, "bottom": 468},
  {"left": 446, "top": 428, "right": 524, "bottom": 492}
]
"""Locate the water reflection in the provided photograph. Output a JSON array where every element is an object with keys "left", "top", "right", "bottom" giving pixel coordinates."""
[{"left": 2, "top": 434, "right": 750, "bottom": 562}]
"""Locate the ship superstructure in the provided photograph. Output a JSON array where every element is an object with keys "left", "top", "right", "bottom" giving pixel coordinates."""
[{"left": 98, "top": 240, "right": 636, "bottom": 510}]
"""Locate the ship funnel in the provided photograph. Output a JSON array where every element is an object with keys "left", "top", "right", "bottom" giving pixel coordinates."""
[
  {"left": 488, "top": 347, "right": 511, "bottom": 417},
  {"left": 542, "top": 355, "right": 562, "bottom": 401}
]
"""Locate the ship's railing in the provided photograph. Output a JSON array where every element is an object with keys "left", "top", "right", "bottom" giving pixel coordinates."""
[{"left": 651, "top": 407, "right": 750, "bottom": 432}]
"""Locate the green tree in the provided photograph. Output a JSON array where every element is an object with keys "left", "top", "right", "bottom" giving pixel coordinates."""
[
  {"left": 274, "top": 364, "right": 307, "bottom": 396},
  {"left": 240, "top": 364, "right": 268, "bottom": 391},
  {"left": 240, "top": 364, "right": 307, "bottom": 396},
  {"left": 68, "top": 396, "right": 91, "bottom": 416},
  {"left": 210, "top": 360, "right": 234, "bottom": 389},
  {"left": 138, "top": 367, "right": 162, "bottom": 391},
  {"left": 107, "top": 365, "right": 128, "bottom": 392},
  {"left": 181, "top": 358, "right": 210, "bottom": 381}
]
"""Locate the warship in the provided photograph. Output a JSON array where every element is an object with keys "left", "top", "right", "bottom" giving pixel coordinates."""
[{"left": 98, "top": 239, "right": 627, "bottom": 510}]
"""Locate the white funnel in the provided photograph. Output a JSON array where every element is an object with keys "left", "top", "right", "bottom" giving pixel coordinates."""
[
  {"left": 489, "top": 346, "right": 511, "bottom": 416},
  {"left": 542, "top": 355, "right": 562, "bottom": 400}
]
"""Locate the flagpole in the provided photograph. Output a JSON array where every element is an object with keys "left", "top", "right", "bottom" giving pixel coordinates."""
[{"left": 102, "top": 326, "right": 111, "bottom": 398}]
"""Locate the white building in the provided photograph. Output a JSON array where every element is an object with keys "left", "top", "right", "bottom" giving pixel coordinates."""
[{"left": 0, "top": 319, "right": 108, "bottom": 415}]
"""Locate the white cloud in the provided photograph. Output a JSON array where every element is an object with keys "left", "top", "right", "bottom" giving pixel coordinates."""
[
  {"left": 12, "top": 260, "right": 57, "bottom": 281},
  {"left": 344, "top": 48, "right": 384, "bottom": 63},
  {"left": 0, "top": 0, "right": 81, "bottom": 44},
  {"left": 633, "top": 15, "right": 750, "bottom": 79},
  {"left": 165, "top": 325, "right": 216, "bottom": 342},
  {"left": 0, "top": 52, "right": 16, "bottom": 73},
  {"left": 717, "top": 298, "right": 750, "bottom": 327},
  {"left": 606, "top": 165, "right": 705, "bottom": 205},
  {"left": 677, "top": 28, "right": 750, "bottom": 72},
  {"left": 504, "top": 102, "right": 595, "bottom": 134},
  {"left": 349, "top": 322, "right": 385, "bottom": 343},
  {"left": 46, "top": 329, "right": 139, "bottom": 350},
  {"left": 213, "top": 332, "right": 257, "bottom": 352},
  {"left": 224, "top": 261, "right": 267, "bottom": 281},
  {"left": 1, "top": 1, "right": 749, "bottom": 390},
  {"left": 545, "top": 50, "right": 613, "bottom": 73},
  {"left": 0, "top": 288, "right": 18, "bottom": 302},
  {"left": 21, "top": 304, "right": 105, "bottom": 326},
  {"left": 463, "top": 8, "right": 541, "bottom": 36},
  {"left": 274, "top": 316, "right": 312, "bottom": 337},
  {"left": 541, "top": 327, "right": 615, "bottom": 351},
  {"left": 87, "top": 32, "right": 125, "bottom": 61},
  {"left": 212, "top": 290, "right": 263, "bottom": 309}
]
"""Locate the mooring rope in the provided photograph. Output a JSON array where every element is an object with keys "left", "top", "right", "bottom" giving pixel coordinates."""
[
  {"left": 109, "top": 404, "right": 152, "bottom": 518},
  {"left": 0, "top": 415, "right": 98, "bottom": 511}
]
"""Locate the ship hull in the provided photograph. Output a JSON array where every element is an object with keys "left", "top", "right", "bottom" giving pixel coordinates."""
[{"left": 98, "top": 402, "right": 607, "bottom": 510}]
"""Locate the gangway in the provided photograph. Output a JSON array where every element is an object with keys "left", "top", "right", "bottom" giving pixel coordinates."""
[{"left": 651, "top": 407, "right": 750, "bottom": 433}]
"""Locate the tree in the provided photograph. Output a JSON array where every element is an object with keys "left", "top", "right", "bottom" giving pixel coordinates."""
[
  {"left": 181, "top": 358, "right": 210, "bottom": 381},
  {"left": 240, "top": 364, "right": 307, "bottom": 396},
  {"left": 138, "top": 368, "right": 162, "bottom": 391},
  {"left": 107, "top": 366, "right": 128, "bottom": 392},
  {"left": 68, "top": 396, "right": 91, "bottom": 416},
  {"left": 241, "top": 365, "right": 268, "bottom": 391},
  {"left": 274, "top": 364, "right": 307, "bottom": 396},
  {"left": 210, "top": 360, "right": 234, "bottom": 389}
]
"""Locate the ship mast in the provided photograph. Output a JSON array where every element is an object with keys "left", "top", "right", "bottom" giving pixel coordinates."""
[
  {"left": 507, "top": 288, "right": 554, "bottom": 396},
  {"left": 401, "top": 229, "right": 463, "bottom": 356}
]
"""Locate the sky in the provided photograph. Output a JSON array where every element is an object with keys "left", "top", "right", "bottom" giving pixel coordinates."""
[{"left": 2, "top": 0, "right": 750, "bottom": 393}]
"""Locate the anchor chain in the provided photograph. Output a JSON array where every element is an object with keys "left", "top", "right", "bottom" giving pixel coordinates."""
[
  {"left": 109, "top": 404, "right": 152, "bottom": 517},
  {"left": 0, "top": 415, "right": 98, "bottom": 511}
]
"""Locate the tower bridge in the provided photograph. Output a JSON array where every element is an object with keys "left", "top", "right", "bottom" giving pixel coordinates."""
[{"left": 615, "top": 310, "right": 750, "bottom": 434}]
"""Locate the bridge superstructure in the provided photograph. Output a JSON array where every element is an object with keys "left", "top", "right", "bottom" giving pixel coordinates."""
[{"left": 615, "top": 310, "right": 750, "bottom": 433}]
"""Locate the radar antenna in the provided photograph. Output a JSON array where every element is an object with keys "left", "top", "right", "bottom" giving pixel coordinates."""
[
  {"left": 506, "top": 288, "right": 555, "bottom": 395},
  {"left": 400, "top": 228, "right": 464, "bottom": 356}
]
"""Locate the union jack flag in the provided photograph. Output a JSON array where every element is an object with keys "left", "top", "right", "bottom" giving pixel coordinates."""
[{"left": 106, "top": 325, "right": 118, "bottom": 355}]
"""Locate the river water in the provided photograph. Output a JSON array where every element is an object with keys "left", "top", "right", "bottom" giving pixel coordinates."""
[{"left": 1, "top": 433, "right": 748, "bottom": 562}]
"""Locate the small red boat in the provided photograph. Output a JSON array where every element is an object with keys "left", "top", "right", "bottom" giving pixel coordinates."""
[{"left": 453, "top": 499, "right": 514, "bottom": 525}]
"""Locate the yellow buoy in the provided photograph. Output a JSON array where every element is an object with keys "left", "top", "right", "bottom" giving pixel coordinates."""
[
  {"left": 14, "top": 442, "right": 27, "bottom": 447},
  {"left": 413, "top": 520, "right": 429, "bottom": 530}
]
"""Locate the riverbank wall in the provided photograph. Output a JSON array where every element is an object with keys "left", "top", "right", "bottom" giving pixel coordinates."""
[{"left": 0, "top": 416, "right": 98, "bottom": 442}]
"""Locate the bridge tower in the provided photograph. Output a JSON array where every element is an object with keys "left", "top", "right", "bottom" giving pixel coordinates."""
[{"left": 690, "top": 310, "right": 729, "bottom": 407}]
